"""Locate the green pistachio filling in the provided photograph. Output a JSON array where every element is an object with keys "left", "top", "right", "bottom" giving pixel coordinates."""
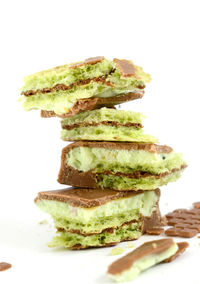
[
  {"left": 61, "top": 126, "right": 158, "bottom": 142},
  {"left": 97, "top": 170, "right": 184, "bottom": 191},
  {"left": 61, "top": 108, "right": 144, "bottom": 126},
  {"left": 66, "top": 147, "right": 186, "bottom": 174},
  {"left": 48, "top": 222, "right": 142, "bottom": 249},
  {"left": 36, "top": 190, "right": 158, "bottom": 234},
  {"left": 107, "top": 243, "right": 178, "bottom": 282}
]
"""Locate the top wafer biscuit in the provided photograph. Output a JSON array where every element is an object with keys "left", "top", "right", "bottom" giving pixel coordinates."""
[{"left": 20, "top": 57, "right": 151, "bottom": 117}]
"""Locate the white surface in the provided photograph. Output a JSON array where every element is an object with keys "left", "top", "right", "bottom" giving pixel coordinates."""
[{"left": 0, "top": 0, "right": 200, "bottom": 283}]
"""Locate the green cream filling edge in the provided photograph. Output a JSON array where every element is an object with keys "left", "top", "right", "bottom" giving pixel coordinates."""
[
  {"left": 36, "top": 190, "right": 158, "bottom": 234},
  {"left": 66, "top": 147, "right": 186, "bottom": 174},
  {"left": 107, "top": 243, "right": 178, "bottom": 282}
]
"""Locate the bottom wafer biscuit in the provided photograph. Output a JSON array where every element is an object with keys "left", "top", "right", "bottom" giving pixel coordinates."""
[{"left": 35, "top": 187, "right": 162, "bottom": 249}]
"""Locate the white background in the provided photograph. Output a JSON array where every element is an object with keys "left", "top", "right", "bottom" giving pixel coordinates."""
[{"left": 0, "top": 0, "right": 200, "bottom": 283}]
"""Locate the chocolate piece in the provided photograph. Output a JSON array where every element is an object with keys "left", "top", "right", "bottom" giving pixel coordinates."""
[
  {"left": 166, "top": 212, "right": 200, "bottom": 220},
  {"left": 107, "top": 239, "right": 174, "bottom": 275},
  {"left": 0, "top": 262, "right": 12, "bottom": 271},
  {"left": 163, "top": 242, "right": 189, "bottom": 263},
  {"left": 41, "top": 91, "right": 144, "bottom": 118},
  {"left": 113, "top": 58, "right": 137, "bottom": 77},
  {"left": 69, "top": 56, "right": 105, "bottom": 69},
  {"left": 175, "top": 223, "right": 200, "bottom": 232},
  {"left": 193, "top": 202, "right": 200, "bottom": 209},
  {"left": 35, "top": 187, "right": 145, "bottom": 208},
  {"left": 165, "top": 206, "right": 200, "bottom": 238},
  {"left": 144, "top": 205, "right": 164, "bottom": 235},
  {"left": 165, "top": 227, "right": 198, "bottom": 238}
]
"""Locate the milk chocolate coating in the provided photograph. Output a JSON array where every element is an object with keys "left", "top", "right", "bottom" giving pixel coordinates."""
[
  {"left": 35, "top": 187, "right": 151, "bottom": 208},
  {"left": 107, "top": 238, "right": 174, "bottom": 275}
]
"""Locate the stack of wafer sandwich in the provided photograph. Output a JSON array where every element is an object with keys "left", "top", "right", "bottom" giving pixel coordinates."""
[{"left": 20, "top": 56, "right": 187, "bottom": 249}]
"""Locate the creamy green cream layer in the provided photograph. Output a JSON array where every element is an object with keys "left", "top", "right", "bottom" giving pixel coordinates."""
[
  {"left": 36, "top": 191, "right": 158, "bottom": 234},
  {"left": 61, "top": 107, "right": 144, "bottom": 126},
  {"left": 67, "top": 147, "right": 185, "bottom": 174},
  {"left": 97, "top": 170, "right": 183, "bottom": 191},
  {"left": 107, "top": 243, "right": 178, "bottom": 282},
  {"left": 21, "top": 58, "right": 150, "bottom": 93},
  {"left": 48, "top": 222, "right": 142, "bottom": 249},
  {"left": 22, "top": 82, "right": 140, "bottom": 115},
  {"left": 61, "top": 126, "right": 158, "bottom": 142}
]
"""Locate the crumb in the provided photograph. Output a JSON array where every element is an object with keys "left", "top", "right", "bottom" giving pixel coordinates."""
[
  {"left": 165, "top": 202, "right": 168, "bottom": 206},
  {"left": 110, "top": 247, "right": 125, "bottom": 256},
  {"left": 152, "top": 243, "right": 157, "bottom": 249},
  {"left": 39, "top": 219, "right": 48, "bottom": 225},
  {"left": 0, "top": 262, "right": 12, "bottom": 271},
  {"left": 127, "top": 243, "right": 135, "bottom": 248}
]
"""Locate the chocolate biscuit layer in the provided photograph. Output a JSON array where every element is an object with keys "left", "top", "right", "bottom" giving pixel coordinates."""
[
  {"left": 107, "top": 238, "right": 174, "bottom": 275},
  {"left": 35, "top": 187, "right": 150, "bottom": 208},
  {"left": 40, "top": 91, "right": 144, "bottom": 118},
  {"left": 62, "top": 121, "right": 143, "bottom": 130}
]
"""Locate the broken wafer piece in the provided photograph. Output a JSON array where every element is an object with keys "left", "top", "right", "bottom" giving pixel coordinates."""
[
  {"left": 60, "top": 107, "right": 158, "bottom": 142},
  {"left": 20, "top": 57, "right": 150, "bottom": 117},
  {"left": 107, "top": 239, "right": 178, "bottom": 282},
  {"left": 58, "top": 141, "right": 186, "bottom": 191},
  {"left": 35, "top": 188, "right": 161, "bottom": 249}
]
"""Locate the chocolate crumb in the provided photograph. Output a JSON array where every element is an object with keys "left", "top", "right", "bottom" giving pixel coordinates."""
[{"left": 0, "top": 262, "right": 12, "bottom": 271}]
